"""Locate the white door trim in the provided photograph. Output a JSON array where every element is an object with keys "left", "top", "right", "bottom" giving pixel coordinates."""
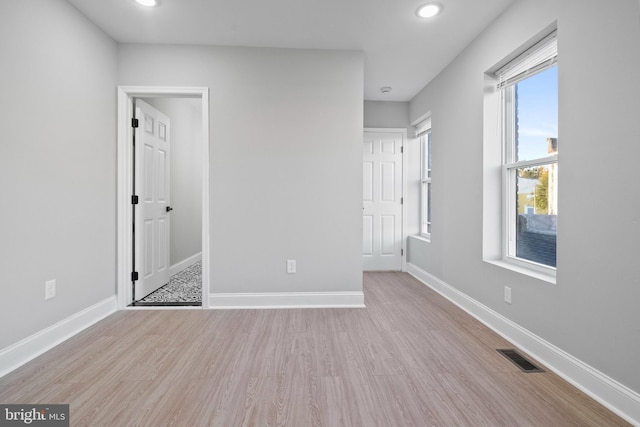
[
  {"left": 117, "top": 86, "right": 210, "bottom": 309},
  {"left": 363, "top": 127, "right": 407, "bottom": 272}
]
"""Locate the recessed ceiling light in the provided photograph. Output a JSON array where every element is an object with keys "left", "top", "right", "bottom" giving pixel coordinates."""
[
  {"left": 380, "top": 86, "right": 392, "bottom": 94},
  {"left": 416, "top": 3, "right": 442, "bottom": 18},
  {"left": 135, "top": 0, "right": 158, "bottom": 7}
]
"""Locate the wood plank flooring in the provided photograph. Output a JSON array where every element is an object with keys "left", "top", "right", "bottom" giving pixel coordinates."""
[{"left": 0, "top": 272, "right": 629, "bottom": 426}]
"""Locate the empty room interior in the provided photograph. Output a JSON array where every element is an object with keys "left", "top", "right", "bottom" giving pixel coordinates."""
[{"left": 1, "top": 0, "right": 639, "bottom": 425}]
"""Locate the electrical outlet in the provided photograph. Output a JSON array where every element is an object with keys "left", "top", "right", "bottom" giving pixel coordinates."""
[
  {"left": 504, "top": 286, "right": 512, "bottom": 304},
  {"left": 45, "top": 279, "right": 56, "bottom": 300},
  {"left": 287, "top": 260, "right": 296, "bottom": 274}
]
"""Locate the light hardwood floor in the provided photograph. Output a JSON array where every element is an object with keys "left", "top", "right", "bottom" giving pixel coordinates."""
[{"left": 0, "top": 272, "right": 629, "bottom": 426}]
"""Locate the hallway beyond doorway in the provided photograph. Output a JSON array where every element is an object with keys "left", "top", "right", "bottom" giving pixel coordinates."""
[{"left": 134, "top": 262, "right": 202, "bottom": 306}]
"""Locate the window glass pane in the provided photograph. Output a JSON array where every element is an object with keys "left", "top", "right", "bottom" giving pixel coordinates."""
[
  {"left": 420, "top": 136, "right": 424, "bottom": 178},
  {"left": 427, "top": 182, "right": 431, "bottom": 234},
  {"left": 420, "top": 130, "right": 432, "bottom": 236},
  {"left": 427, "top": 132, "right": 432, "bottom": 178},
  {"left": 515, "top": 65, "right": 558, "bottom": 162},
  {"left": 515, "top": 163, "right": 557, "bottom": 267},
  {"left": 421, "top": 182, "right": 428, "bottom": 234}
]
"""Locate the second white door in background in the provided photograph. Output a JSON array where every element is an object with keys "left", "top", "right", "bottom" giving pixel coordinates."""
[{"left": 363, "top": 131, "right": 403, "bottom": 271}]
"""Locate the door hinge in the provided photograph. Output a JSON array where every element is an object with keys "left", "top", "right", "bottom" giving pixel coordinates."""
[
  {"left": 401, "top": 146, "right": 404, "bottom": 154},
  {"left": 131, "top": 118, "right": 139, "bottom": 128},
  {"left": 131, "top": 195, "right": 139, "bottom": 205},
  {"left": 401, "top": 249, "right": 404, "bottom": 256},
  {"left": 401, "top": 197, "right": 404, "bottom": 205},
  {"left": 131, "top": 271, "right": 139, "bottom": 282}
]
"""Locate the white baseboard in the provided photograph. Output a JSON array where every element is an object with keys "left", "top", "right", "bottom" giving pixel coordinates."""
[
  {"left": 406, "top": 263, "right": 640, "bottom": 426},
  {"left": 0, "top": 296, "right": 117, "bottom": 378},
  {"left": 209, "top": 291, "right": 365, "bottom": 309},
  {"left": 169, "top": 252, "right": 202, "bottom": 277}
]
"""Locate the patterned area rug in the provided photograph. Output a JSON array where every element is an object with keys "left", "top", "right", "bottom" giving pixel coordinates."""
[{"left": 138, "top": 261, "right": 202, "bottom": 304}]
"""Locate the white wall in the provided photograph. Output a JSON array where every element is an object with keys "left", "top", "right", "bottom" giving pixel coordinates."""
[
  {"left": 409, "top": 0, "right": 640, "bottom": 393},
  {"left": 119, "top": 46, "right": 364, "bottom": 295},
  {"left": 364, "top": 101, "right": 410, "bottom": 130},
  {"left": 0, "top": 0, "right": 117, "bottom": 348},
  {"left": 143, "top": 98, "right": 203, "bottom": 267}
]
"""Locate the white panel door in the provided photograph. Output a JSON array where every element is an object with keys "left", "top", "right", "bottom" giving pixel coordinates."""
[
  {"left": 363, "top": 131, "right": 403, "bottom": 271},
  {"left": 134, "top": 100, "right": 171, "bottom": 300}
]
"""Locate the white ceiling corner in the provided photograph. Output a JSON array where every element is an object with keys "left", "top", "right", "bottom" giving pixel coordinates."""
[{"left": 67, "top": 0, "right": 515, "bottom": 101}]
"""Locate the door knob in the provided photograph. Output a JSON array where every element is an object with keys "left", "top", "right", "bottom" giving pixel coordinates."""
[{"left": 166, "top": 206, "right": 173, "bottom": 212}]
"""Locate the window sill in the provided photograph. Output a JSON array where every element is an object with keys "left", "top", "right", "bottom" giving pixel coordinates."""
[
  {"left": 484, "top": 259, "right": 556, "bottom": 284},
  {"left": 410, "top": 234, "right": 431, "bottom": 244}
]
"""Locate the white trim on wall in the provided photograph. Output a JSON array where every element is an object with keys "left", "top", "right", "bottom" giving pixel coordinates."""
[
  {"left": 0, "top": 296, "right": 117, "bottom": 378},
  {"left": 406, "top": 263, "right": 640, "bottom": 426},
  {"left": 117, "top": 86, "right": 210, "bottom": 309},
  {"left": 363, "top": 127, "right": 408, "bottom": 272},
  {"left": 209, "top": 291, "right": 365, "bottom": 309}
]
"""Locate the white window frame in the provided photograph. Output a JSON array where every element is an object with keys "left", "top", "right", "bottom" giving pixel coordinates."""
[
  {"left": 498, "top": 31, "right": 558, "bottom": 276},
  {"left": 416, "top": 118, "right": 432, "bottom": 238}
]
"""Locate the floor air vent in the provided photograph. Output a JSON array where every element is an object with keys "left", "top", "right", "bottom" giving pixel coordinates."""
[{"left": 497, "top": 349, "right": 544, "bottom": 373}]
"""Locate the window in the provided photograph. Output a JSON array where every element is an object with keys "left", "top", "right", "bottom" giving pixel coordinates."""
[
  {"left": 497, "top": 31, "right": 558, "bottom": 270},
  {"left": 416, "top": 117, "right": 432, "bottom": 237}
]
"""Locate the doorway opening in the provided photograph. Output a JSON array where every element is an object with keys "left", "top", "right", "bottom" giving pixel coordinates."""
[{"left": 116, "top": 87, "right": 210, "bottom": 309}]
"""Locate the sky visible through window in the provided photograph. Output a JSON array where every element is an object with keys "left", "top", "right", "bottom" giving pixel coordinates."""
[{"left": 516, "top": 65, "right": 558, "bottom": 161}]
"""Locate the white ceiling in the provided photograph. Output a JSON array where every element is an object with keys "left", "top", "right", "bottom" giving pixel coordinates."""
[{"left": 67, "top": 0, "right": 515, "bottom": 101}]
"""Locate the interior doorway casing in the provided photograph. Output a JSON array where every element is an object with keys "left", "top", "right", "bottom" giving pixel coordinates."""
[{"left": 117, "top": 86, "right": 210, "bottom": 309}]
